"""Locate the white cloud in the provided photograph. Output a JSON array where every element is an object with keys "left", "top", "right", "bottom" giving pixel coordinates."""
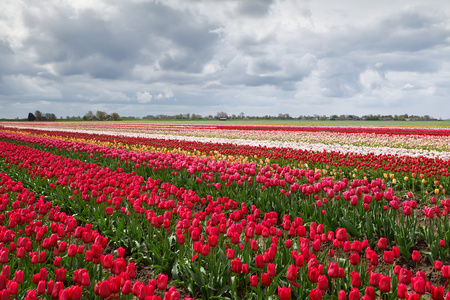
[{"left": 136, "top": 91, "right": 153, "bottom": 104}]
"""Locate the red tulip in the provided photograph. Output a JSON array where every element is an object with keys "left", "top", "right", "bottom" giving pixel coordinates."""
[
  {"left": 261, "top": 273, "right": 271, "bottom": 286},
  {"left": 327, "top": 262, "right": 339, "bottom": 278},
  {"left": 8, "top": 281, "right": 18, "bottom": 295},
  {"left": 312, "top": 239, "right": 321, "bottom": 252},
  {"left": 111, "top": 258, "right": 126, "bottom": 275},
  {"left": 278, "top": 286, "right": 291, "bottom": 300},
  {"left": 399, "top": 268, "right": 413, "bottom": 284},
  {"left": 250, "top": 275, "right": 259, "bottom": 287},
  {"left": 369, "top": 272, "right": 380, "bottom": 287},
  {"left": 81, "top": 272, "right": 91, "bottom": 287},
  {"left": 267, "top": 263, "right": 276, "bottom": 277},
  {"left": 226, "top": 249, "right": 235, "bottom": 260},
  {"left": 296, "top": 254, "right": 305, "bottom": 267},
  {"left": 122, "top": 280, "right": 131, "bottom": 295},
  {"left": 98, "top": 281, "right": 111, "bottom": 298},
  {"left": 309, "top": 268, "right": 319, "bottom": 283},
  {"left": 165, "top": 286, "right": 180, "bottom": 300},
  {"left": 157, "top": 274, "right": 168, "bottom": 290},
  {"left": 37, "top": 280, "right": 46, "bottom": 294},
  {"left": 52, "top": 281, "right": 63, "bottom": 299},
  {"left": 348, "top": 288, "right": 360, "bottom": 300},
  {"left": 310, "top": 288, "right": 322, "bottom": 300},
  {"left": 127, "top": 262, "right": 136, "bottom": 279},
  {"left": 26, "top": 290, "right": 37, "bottom": 300},
  {"left": 55, "top": 267, "right": 66, "bottom": 282},
  {"left": 412, "top": 276, "right": 426, "bottom": 295},
  {"left": 412, "top": 250, "right": 421, "bottom": 263},
  {"left": 350, "top": 271, "right": 361, "bottom": 288},
  {"left": 286, "top": 265, "right": 298, "bottom": 281},
  {"left": 350, "top": 253, "right": 359, "bottom": 266},
  {"left": 435, "top": 260, "right": 443, "bottom": 271},
  {"left": 379, "top": 275, "right": 391, "bottom": 293},
  {"left": 242, "top": 264, "right": 249, "bottom": 274},
  {"left": 383, "top": 250, "right": 394, "bottom": 264},
  {"left": 102, "top": 254, "right": 113, "bottom": 269},
  {"left": 397, "top": 283, "right": 407, "bottom": 298},
  {"left": 13, "top": 270, "right": 23, "bottom": 284},
  {"left": 46, "top": 280, "right": 54, "bottom": 296},
  {"left": 231, "top": 257, "right": 242, "bottom": 274},
  {"left": 68, "top": 244, "right": 77, "bottom": 257},
  {"left": 255, "top": 254, "right": 264, "bottom": 268},
  {"left": 364, "top": 286, "right": 375, "bottom": 300},
  {"left": 317, "top": 275, "right": 328, "bottom": 291}
]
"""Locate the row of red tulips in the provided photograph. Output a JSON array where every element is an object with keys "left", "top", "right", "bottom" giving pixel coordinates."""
[
  {"left": 0, "top": 170, "right": 191, "bottom": 300},
  {"left": 0, "top": 135, "right": 450, "bottom": 298},
  {"left": 1, "top": 128, "right": 448, "bottom": 257},
  {"left": 2, "top": 127, "right": 449, "bottom": 183}
]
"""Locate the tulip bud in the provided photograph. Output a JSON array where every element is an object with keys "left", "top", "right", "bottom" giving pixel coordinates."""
[
  {"left": 250, "top": 275, "right": 258, "bottom": 287},
  {"left": 412, "top": 250, "right": 421, "bottom": 263},
  {"left": 278, "top": 286, "right": 291, "bottom": 300}
]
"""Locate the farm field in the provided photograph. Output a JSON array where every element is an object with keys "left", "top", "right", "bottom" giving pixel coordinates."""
[{"left": 0, "top": 122, "right": 450, "bottom": 299}]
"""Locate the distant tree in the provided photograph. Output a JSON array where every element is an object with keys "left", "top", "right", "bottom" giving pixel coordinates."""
[
  {"left": 216, "top": 112, "right": 228, "bottom": 119},
  {"left": 238, "top": 112, "right": 245, "bottom": 119},
  {"left": 45, "top": 113, "right": 57, "bottom": 121},
  {"left": 191, "top": 113, "right": 202, "bottom": 120},
  {"left": 83, "top": 111, "right": 94, "bottom": 121},
  {"left": 96, "top": 111, "right": 107, "bottom": 121},
  {"left": 111, "top": 112, "right": 121, "bottom": 121},
  {"left": 28, "top": 112, "right": 36, "bottom": 121},
  {"left": 35, "top": 110, "right": 42, "bottom": 121}
]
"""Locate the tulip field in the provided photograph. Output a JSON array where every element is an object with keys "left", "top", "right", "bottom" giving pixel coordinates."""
[{"left": 1, "top": 122, "right": 450, "bottom": 300}]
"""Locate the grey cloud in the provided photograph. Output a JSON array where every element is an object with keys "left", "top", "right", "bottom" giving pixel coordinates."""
[
  {"left": 236, "top": 0, "right": 275, "bottom": 17},
  {"left": 21, "top": 1, "right": 220, "bottom": 80},
  {"left": 321, "top": 8, "right": 449, "bottom": 58}
]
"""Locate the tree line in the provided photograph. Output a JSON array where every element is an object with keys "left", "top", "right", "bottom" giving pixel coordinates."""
[
  {"left": 26, "top": 110, "right": 440, "bottom": 122},
  {"left": 27, "top": 110, "right": 121, "bottom": 121},
  {"left": 28, "top": 110, "right": 57, "bottom": 121}
]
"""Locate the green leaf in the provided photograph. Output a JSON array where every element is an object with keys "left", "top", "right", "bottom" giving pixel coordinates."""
[
  {"left": 171, "top": 260, "right": 179, "bottom": 280},
  {"left": 341, "top": 219, "right": 359, "bottom": 238}
]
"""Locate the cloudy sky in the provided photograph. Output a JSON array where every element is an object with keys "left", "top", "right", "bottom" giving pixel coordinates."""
[{"left": 1, "top": 0, "right": 449, "bottom": 119}]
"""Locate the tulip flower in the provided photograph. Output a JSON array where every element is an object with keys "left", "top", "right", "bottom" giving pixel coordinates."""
[
  {"left": 350, "top": 253, "right": 359, "bottom": 266},
  {"left": 231, "top": 257, "right": 242, "bottom": 274},
  {"left": 383, "top": 250, "right": 394, "bottom": 264},
  {"left": 310, "top": 288, "right": 323, "bottom": 300},
  {"left": 350, "top": 271, "right": 361, "bottom": 288},
  {"left": 379, "top": 275, "right": 391, "bottom": 293},
  {"left": 286, "top": 265, "right": 298, "bottom": 281},
  {"left": 250, "top": 275, "right": 259, "bottom": 287},
  {"left": 261, "top": 273, "right": 271, "bottom": 287},
  {"left": 55, "top": 267, "right": 66, "bottom": 282},
  {"left": 278, "top": 286, "right": 291, "bottom": 300},
  {"left": 369, "top": 272, "right": 380, "bottom": 287},
  {"left": 432, "top": 286, "right": 444, "bottom": 300},
  {"left": 412, "top": 276, "right": 426, "bottom": 295},
  {"left": 317, "top": 275, "right": 328, "bottom": 291},
  {"left": 348, "top": 288, "right": 360, "bottom": 300},
  {"left": 309, "top": 268, "right": 319, "bottom": 283},
  {"left": 327, "top": 262, "right": 339, "bottom": 278},
  {"left": 364, "top": 286, "right": 375, "bottom": 300},
  {"left": 412, "top": 250, "right": 421, "bottom": 263},
  {"left": 267, "top": 263, "right": 276, "bottom": 277}
]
